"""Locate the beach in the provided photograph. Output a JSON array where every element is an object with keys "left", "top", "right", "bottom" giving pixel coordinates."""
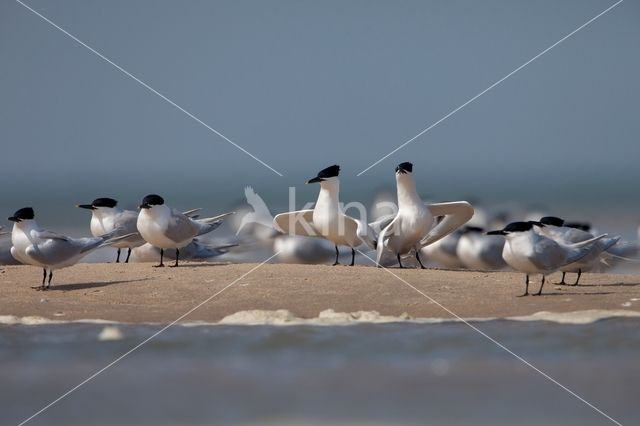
[{"left": 1, "top": 262, "right": 639, "bottom": 323}]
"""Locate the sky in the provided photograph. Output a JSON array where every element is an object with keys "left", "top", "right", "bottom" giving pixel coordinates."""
[{"left": 1, "top": 0, "right": 639, "bottom": 229}]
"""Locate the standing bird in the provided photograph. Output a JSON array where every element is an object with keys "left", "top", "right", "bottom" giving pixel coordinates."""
[
  {"left": 375, "top": 162, "right": 474, "bottom": 268},
  {"left": 8, "top": 207, "right": 133, "bottom": 290},
  {"left": 537, "top": 216, "right": 619, "bottom": 285},
  {"left": 273, "top": 165, "right": 374, "bottom": 266},
  {"left": 487, "top": 221, "right": 619, "bottom": 296},
  {"left": 456, "top": 226, "right": 506, "bottom": 270},
  {"left": 77, "top": 197, "right": 146, "bottom": 263},
  {"left": 136, "top": 194, "right": 234, "bottom": 267}
]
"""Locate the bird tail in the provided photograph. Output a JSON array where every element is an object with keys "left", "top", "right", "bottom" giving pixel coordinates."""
[
  {"left": 195, "top": 212, "right": 236, "bottom": 236},
  {"left": 564, "top": 235, "right": 620, "bottom": 265},
  {"left": 95, "top": 231, "right": 140, "bottom": 251},
  {"left": 198, "top": 211, "right": 236, "bottom": 224}
]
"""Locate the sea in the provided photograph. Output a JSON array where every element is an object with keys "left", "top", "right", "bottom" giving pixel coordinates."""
[{"left": 1, "top": 312, "right": 638, "bottom": 426}]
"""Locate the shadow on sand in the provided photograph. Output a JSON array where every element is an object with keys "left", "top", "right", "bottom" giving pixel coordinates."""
[{"left": 45, "top": 278, "right": 151, "bottom": 292}]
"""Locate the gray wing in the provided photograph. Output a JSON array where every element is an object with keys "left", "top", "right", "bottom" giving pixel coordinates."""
[
  {"left": 529, "top": 237, "right": 567, "bottom": 271},
  {"left": 113, "top": 210, "right": 145, "bottom": 245},
  {"left": 165, "top": 209, "right": 199, "bottom": 243}
]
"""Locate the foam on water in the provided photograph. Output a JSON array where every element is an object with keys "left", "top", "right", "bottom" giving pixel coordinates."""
[{"left": 1, "top": 309, "right": 639, "bottom": 327}]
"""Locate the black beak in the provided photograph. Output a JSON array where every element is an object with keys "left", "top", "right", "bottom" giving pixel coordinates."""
[
  {"left": 486, "top": 230, "right": 506, "bottom": 235},
  {"left": 8, "top": 216, "right": 20, "bottom": 223},
  {"left": 139, "top": 203, "right": 151, "bottom": 209},
  {"left": 306, "top": 176, "right": 323, "bottom": 184},
  {"left": 77, "top": 204, "right": 95, "bottom": 210}
]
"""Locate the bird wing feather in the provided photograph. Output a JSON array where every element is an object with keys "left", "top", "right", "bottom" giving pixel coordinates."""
[
  {"left": 420, "top": 202, "right": 474, "bottom": 248},
  {"left": 273, "top": 210, "right": 318, "bottom": 237}
]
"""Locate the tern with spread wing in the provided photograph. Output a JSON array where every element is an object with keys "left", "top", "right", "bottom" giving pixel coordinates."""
[
  {"left": 273, "top": 165, "right": 374, "bottom": 266},
  {"left": 136, "top": 194, "right": 235, "bottom": 267},
  {"left": 8, "top": 207, "right": 134, "bottom": 290},
  {"left": 375, "top": 162, "right": 474, "bottom": 268}
]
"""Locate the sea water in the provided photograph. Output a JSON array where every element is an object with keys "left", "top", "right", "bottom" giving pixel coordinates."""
[{"left": 1, "top": 315, "right": 638, "bottom": 426}]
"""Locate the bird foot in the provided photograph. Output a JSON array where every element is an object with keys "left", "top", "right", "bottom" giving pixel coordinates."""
[
  {"left": 31, "top": 286, "right": 44, "bottom": 291},
  {"left": 169, "top": 264, "right": 179, "bottom": 268},
  {"left": 517, "top": 292, "right": 529, "bottom": 297},
  {"left": 153, "top": 264, "right": 165, "bottom": 268},
  {"left": 332, "top": 262, "right": 340, "bottom": 266}
]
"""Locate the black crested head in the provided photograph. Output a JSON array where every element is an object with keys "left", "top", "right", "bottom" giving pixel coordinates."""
[
  {"left": 565, "top": 222, "right": 591, "bottom": 232},
  {"left": 140, "top": 194, "right": 165, "bottom": 209},
  {"left": 463, "top": 226, "right": 484, "bottom": 234},
  {"left": 540, "top": 216, "right": 565, "bottom": 227},
  {"left": 92, "top": 197, "right": 118, "bottom": 208},
  {"left": 307, "top": 165, "right": 340, "bottom": 184},
  {"left": 8, "top": 207, "right": 35, "bottom": 222},
  {"left": 504, "top": 221, "right": 535, "bottom": 233},
  {"left": 395, "top": 162, "right": 413, "bottom": 174},
  {"left": 317, "top": 165, "right": 340, "bottom": 179}
]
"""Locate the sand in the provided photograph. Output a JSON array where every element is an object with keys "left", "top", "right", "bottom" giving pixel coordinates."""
[{"left": 0, "top": 262, "right": 639, "bottom": 323}]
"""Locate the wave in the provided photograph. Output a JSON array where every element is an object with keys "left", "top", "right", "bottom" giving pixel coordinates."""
[{"left": 2, "top": 309, "right": 639, "bottom": 327}]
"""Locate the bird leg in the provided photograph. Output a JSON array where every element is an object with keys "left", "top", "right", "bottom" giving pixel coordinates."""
[
  {"left": 32, "top": 268, "right": 47, "bottom": 290},
  {"left": 46, "top": 270, "right": 53, "bottom": 289},
  {"left": 170, "top": 248, "right": 180, "bottom": 267},
  {"left": 125, "top": 248, "right": 132, "bottom": 263},
  {"left": 116, "top": 248, "right": 121, "bottom": 263},
  {"left": 518, "top": 275, "right": 530, "bottom": 297},
  {"left": 572, "top": 269, "right": 582, "bottom": 286},
  {"left": 534, "top": 275, "right": 545, "bottom": 296},
  {"left": 154, "top": 249, "right": 165, "bottom": 267},
  {"left": 397, "top": 254, "right": 404, "bottom": 268},
  {"left": 557, "top": 272, "right": 566, "bottom": 285},
  {"left": 332, "top": 246, "right": 340, "bottom": 266},
  {"left": 350, "top": 248, "right": 355, "bottom": 266},
  {"left": 415, "top": 250, "right": 426, "bottom": 269}
]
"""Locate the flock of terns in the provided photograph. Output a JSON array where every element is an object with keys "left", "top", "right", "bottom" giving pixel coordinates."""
[{"left": 1, "top": 162, "right": 637, "bottom": 297}]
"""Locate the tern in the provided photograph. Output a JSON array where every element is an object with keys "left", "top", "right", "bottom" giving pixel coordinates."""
[
  {"left": 420, "top": 232, "right": 466, "bottom": 269},
  {"left": 375, "top": 162, "right": 474, "bottom": 268},
  {"left": 487, "top": 221, "right": 619, "bottom": 296},
  {"left": 273, "top": 165, "right": 374, "bottom": 266},
  {"left": 130, "top": 239, "right": 237, "bottom": 263},
  {"left": 136, "top": 194, "right": 235, "bottom": 267},
  {"left": 8, "top": 207, "right": 134, "bottom": 290},
  {"left": 537, "top": 216, "right": 618, "bottom": 285},
  {"left": 456, "top": 226, "right": 506, "bottom": 271},
  {"left": 77, "top": 197, "right": 146, "bottom": 263}
]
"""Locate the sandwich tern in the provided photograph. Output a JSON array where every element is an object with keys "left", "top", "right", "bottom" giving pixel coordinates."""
[
  {"left": 77, "top": 197, "right": 146, "bottom": 263},
  {"left": 537, "top": 216, "right": 618, "bottom": 285},
  {"left": 420, "top": 231, "right": 465, "bottom": 269},
  {"left": 136, "top": 194, "right": 235, "bottom": 267},
  {"left": 456, "top": 226, "right": 506, "bottom": 271},
  {"left": 8, "top": 207, "right": 133, "bottom": 290},
  {"left": 273, "top": 165, "right": 374, "bottom": 266},
  {"left": 375, "top": 162, "right": 474, "bottom": 268},
  {"left": 130, "top": 239, "right": 237, "bottom": 263},
  {"left": 487, "top": 221, "right": 619, "bottom": 296}
]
